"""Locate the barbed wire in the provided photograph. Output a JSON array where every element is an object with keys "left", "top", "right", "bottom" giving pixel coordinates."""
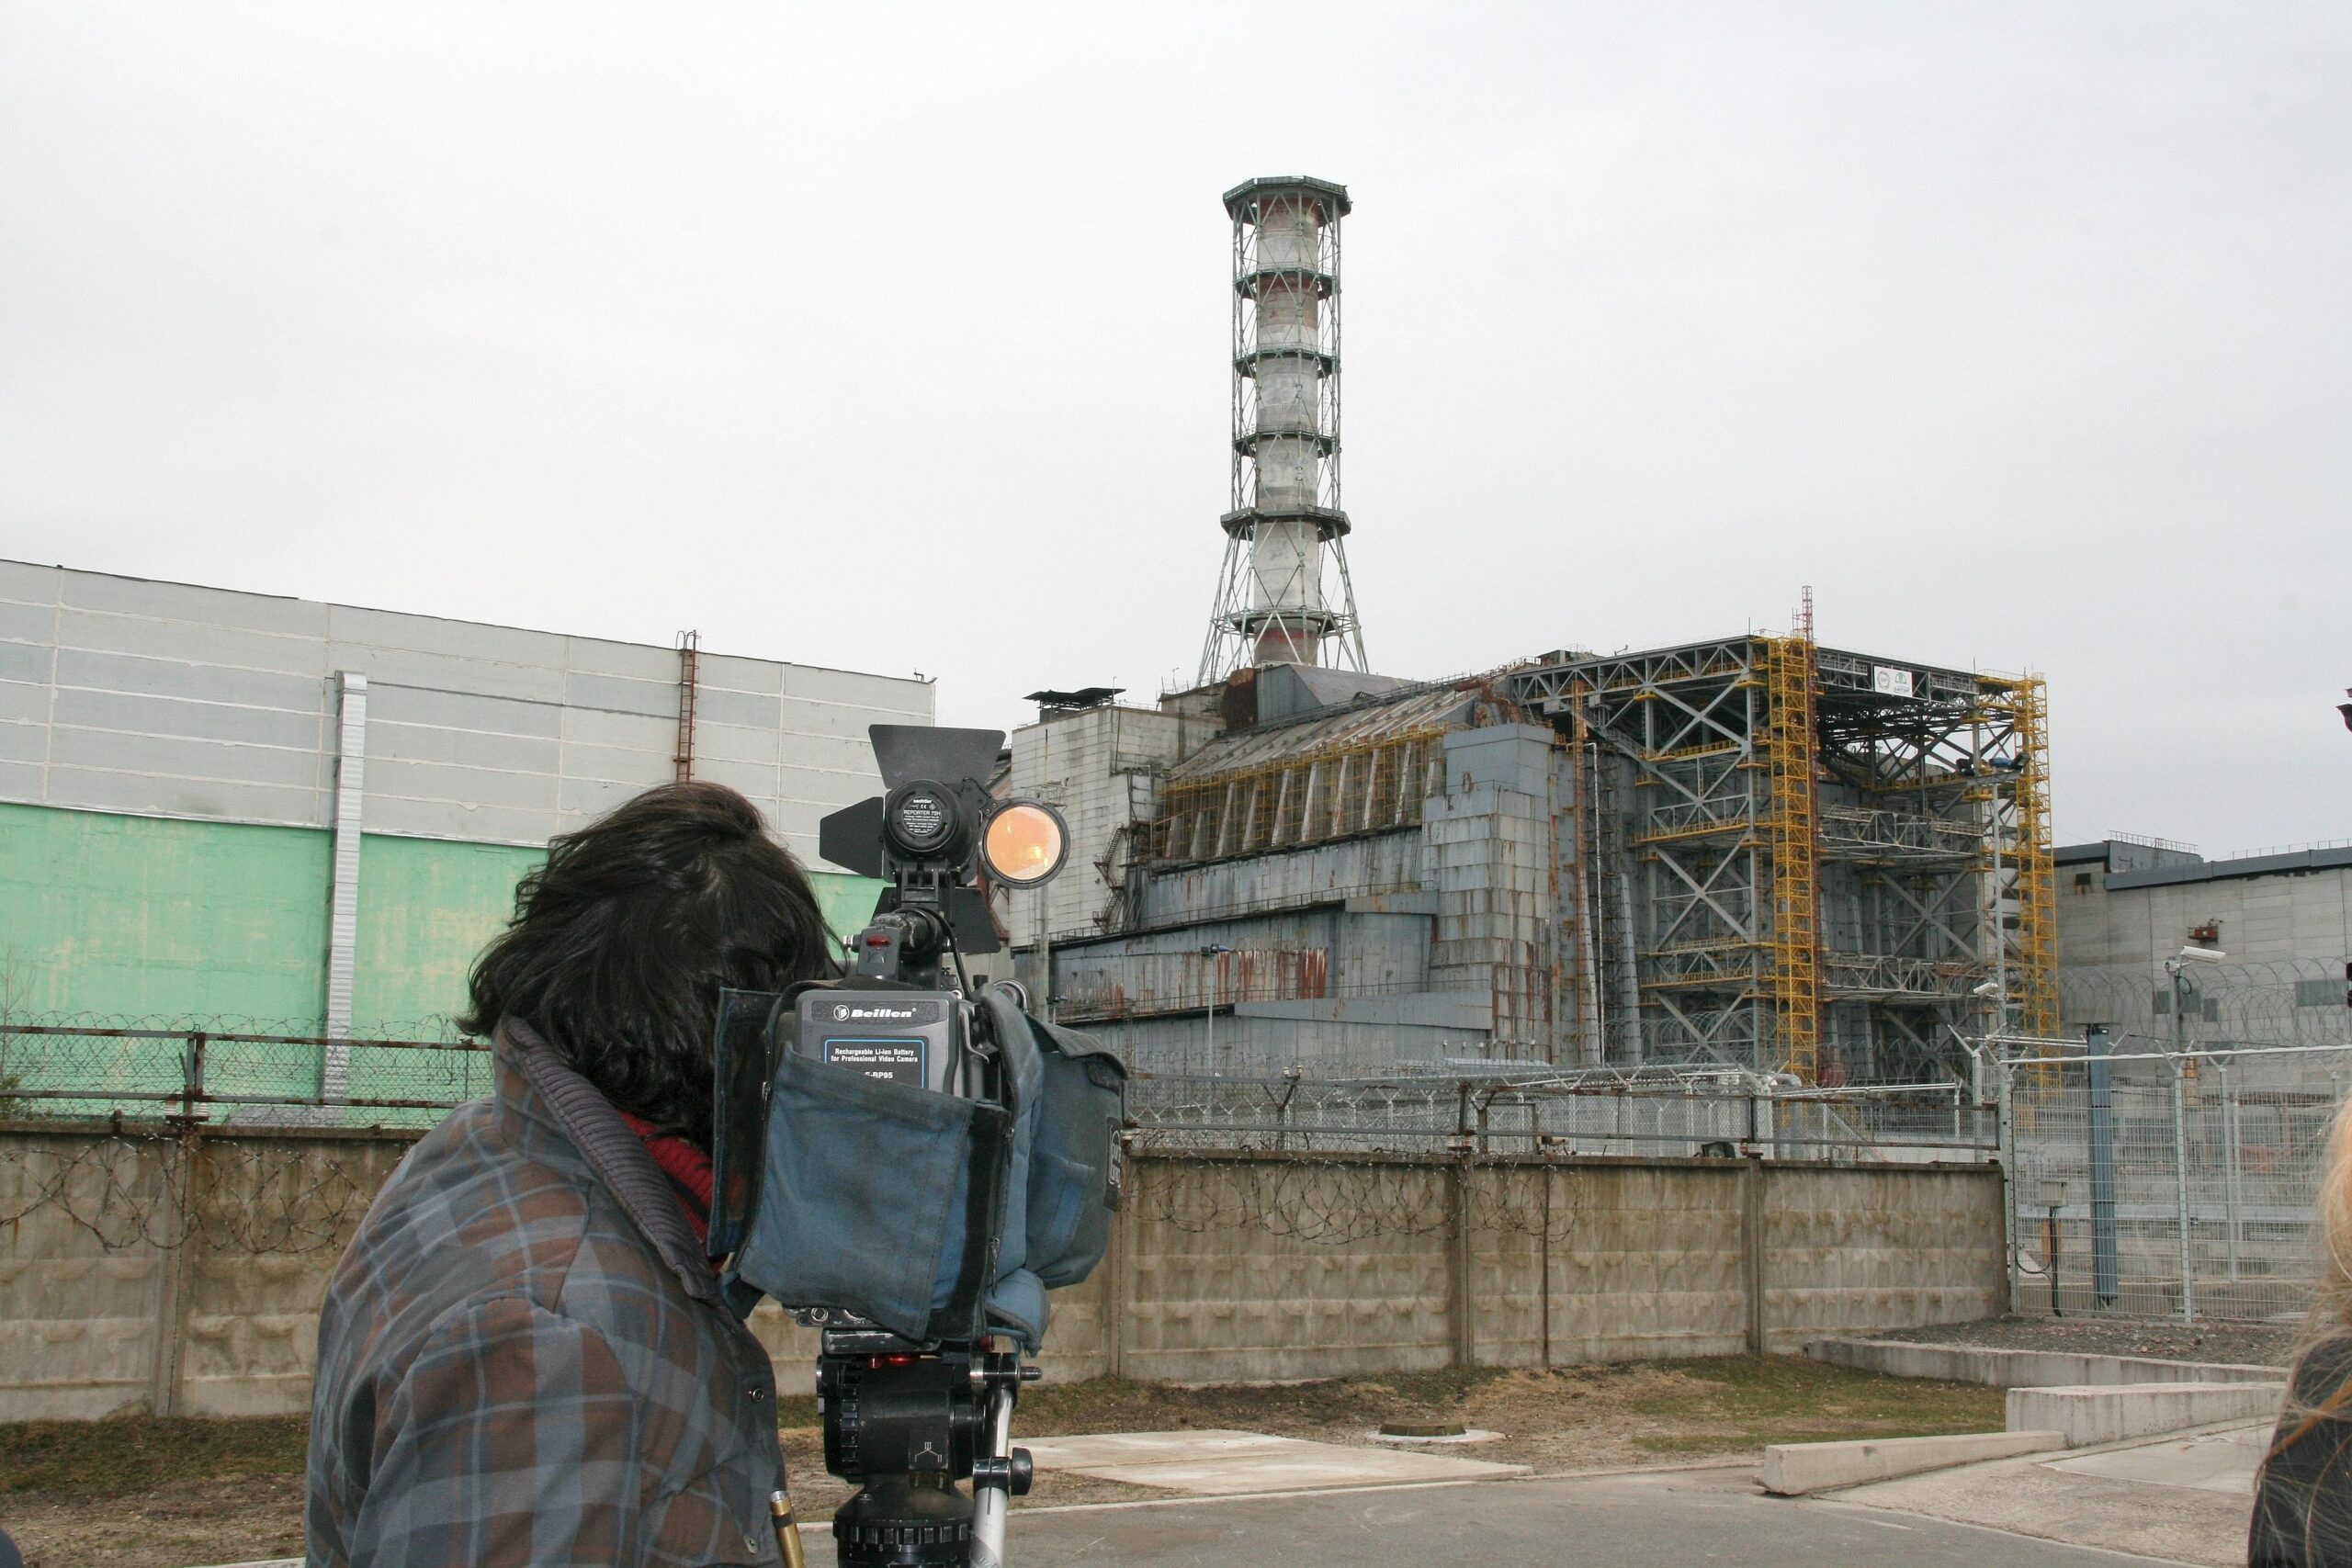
[
  {"left": 1131, "top": 1152, "right": 1586, "bottom": 1245},
  {"left": 0, "top": 1125, "right": 397, "bottom": 1256}
]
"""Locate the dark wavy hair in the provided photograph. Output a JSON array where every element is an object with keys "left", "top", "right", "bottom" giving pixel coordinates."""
[{"left": 459, "top": 782, "right": 839, "bottom": 1146}]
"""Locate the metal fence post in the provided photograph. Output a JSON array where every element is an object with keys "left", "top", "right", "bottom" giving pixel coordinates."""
[
  {"left": 2172, "top": 1055, "right": 2195, "bottom": 1325},
  {"left": 2086, "top": 1025, "right": 2119, "bottom": 1307},
  {"left": 1998, "top": 1060, "right": 2020, "bottom": 1314},
  {"left": 2222, "top": 1060, "right": 2244, "bottom": 1283}
]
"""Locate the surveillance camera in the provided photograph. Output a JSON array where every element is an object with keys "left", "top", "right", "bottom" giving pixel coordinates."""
[
  {"left": 2176, "top": 945, "right": 2227, "bottom": 964},
  {"left": 1972, "top": 980, "right": 2005, "bottom": 998}
]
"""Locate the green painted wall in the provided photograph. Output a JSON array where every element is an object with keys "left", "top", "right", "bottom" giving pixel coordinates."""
[
  {"left": 1, "top": 802, "right": 884, "bottom": 1118},
  {"left": 349, "top": 835, "right": 547, "bottom": 1036},
  {"left": 0, "top": 802, "right": 331, "bottom": 1025}
]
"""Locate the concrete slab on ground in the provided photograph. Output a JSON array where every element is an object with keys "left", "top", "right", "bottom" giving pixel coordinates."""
[
  {"left": 2047, "top": 1423, "right": 2267, "bottom": 1495},
  {"left": 1810, "top": 1336, "right": 2283, "bottom": 1389},
  {"left": 192, "top": 1457, "right": 2206, "bottom": 1568},
  {"left": 1021, "top": 1428, "right": 1528, "bottom": 1495},
  {"left": 1002, "top": 1463, "right": 2195, "bottom": 1566},
  {"left": 1836, "top": 1422, "right": 2267, "bottom": 1567}
]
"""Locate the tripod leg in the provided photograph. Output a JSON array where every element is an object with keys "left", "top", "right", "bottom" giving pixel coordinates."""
[{"left": 970, "top": 1383, "right": 1013, "bottom": 1567}]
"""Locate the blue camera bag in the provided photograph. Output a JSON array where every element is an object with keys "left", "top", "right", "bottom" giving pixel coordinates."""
[{"left": 709, "top": 986, "right": 1125, "bottom": 1348}]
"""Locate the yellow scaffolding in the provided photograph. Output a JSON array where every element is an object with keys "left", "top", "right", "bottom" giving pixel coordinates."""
[
  {"left": 1760, "top": 613, "right": 1822, "bottom": 1080},
  {"left": 1984, "top": 675, "right": 2060, "bottom": 1039}
]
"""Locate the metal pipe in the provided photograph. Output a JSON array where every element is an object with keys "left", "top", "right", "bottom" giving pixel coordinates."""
[{"left": 323, "top": 671, "right": 368, "bottom": 1109}]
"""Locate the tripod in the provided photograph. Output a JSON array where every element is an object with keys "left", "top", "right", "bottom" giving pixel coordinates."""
[{"left": 808, "top": 1317, "right": 1037, "bottom": 1567}]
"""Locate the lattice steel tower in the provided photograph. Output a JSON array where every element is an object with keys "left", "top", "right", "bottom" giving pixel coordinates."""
[{"left": 1199, "top": 175, "right": 1368, "bottom": 683}]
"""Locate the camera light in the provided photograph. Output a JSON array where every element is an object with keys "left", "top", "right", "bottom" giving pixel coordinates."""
[
  {"left": 882, "top": 782, "right": 972, "bottom": 862},
  {"left": 981, "top": 801, "right": 1069, "bottom": 888}
]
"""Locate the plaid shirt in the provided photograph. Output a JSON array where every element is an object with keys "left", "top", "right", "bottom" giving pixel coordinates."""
[{"left": 307, "top": 1021, "right": 787, "bottom": 1567}]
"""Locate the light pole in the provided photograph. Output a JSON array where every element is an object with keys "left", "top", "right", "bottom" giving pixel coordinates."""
[
  {"left": 2162, "top": 945, "right": 2224, "bottom": 1325},
  {"left": 1199, "top": 944, "right": 1232, "bottom": 1075},
  {"left": 2165, "top": 943, "right": 2227, "bottom": 1056}
]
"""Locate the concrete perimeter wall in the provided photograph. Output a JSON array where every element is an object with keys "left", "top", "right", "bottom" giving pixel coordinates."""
[{"left": 0, "top": 1127, "right": 2003, "bottom": 1421}]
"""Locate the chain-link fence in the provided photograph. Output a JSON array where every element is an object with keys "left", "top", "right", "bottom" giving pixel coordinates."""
[
  {"left": 2004, "top": 1043, "right": 2351, "bottom": 1326},
  {"left": 1126, "top": 1066, "right": 1996, "bottom": 1163},
  {"left": 0, "top": 1018, "right": 489, "bottom": 1128},
  {"left": 10, "top": 1012, "right": 2345, "bottom": 1330}
]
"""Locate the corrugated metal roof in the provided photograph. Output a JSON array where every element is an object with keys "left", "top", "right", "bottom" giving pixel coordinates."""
[{"left": 1164, "top": 681, "right": 1492, "bottom": 784}]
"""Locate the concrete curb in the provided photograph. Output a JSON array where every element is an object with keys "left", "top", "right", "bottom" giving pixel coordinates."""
[
  {"left": 1758, "top": 1429, "right": 2066, "bottom": 1495},
  {"left": 1807, "top": 1336, "right": 2283, "bottom": 1390},
  {"left": 2006, "top": 1381, "right": 2286, "bottom": 1447}
]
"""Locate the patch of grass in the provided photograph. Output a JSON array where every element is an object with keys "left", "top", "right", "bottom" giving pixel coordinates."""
[
  {"left": 1626, "top": 1355, "right": 2004, "bottom": 1454},
  {"left": 0, "top": 1416, "right": 311, "bottom": 1498}
]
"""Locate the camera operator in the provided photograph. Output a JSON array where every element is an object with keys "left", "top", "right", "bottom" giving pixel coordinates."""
[{"left": 307, "top": 783, "right": 836, "bottom": 1567}]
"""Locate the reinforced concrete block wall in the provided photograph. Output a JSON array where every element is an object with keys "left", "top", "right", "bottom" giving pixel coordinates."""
[{"left": 0, "top": 1128, "right": 2002, "bottom": 1420}]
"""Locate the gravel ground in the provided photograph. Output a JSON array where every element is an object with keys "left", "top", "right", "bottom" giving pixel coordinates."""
[{"left": 1871, "top": 1314, "right": 2300, "bottom": 1367}]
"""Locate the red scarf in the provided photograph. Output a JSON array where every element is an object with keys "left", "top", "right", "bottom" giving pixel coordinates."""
[{"left": 618, "top": 1111, "right": 716, "bottom": 1253}]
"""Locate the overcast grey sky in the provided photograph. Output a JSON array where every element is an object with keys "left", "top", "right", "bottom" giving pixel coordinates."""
[{"left": 3, "top": 4, "right": 2346, "bottom": 852}]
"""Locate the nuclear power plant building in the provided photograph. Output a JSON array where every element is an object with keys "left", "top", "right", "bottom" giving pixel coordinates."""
[{"left": 1001, "top": 178, "right": 2057, "bottom": 1089}]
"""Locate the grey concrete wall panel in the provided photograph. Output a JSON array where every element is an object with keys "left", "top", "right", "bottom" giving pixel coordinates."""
[
  {"left": 777, "top": 694, "right": 902, "bottom": 742},
  {"left": 368, "top": 757, "right": 561, "bottom": 815},
  {"left": 0, "top": 600, "right": 60, "bottom": 645},
  {"left": 557, "top": 635, "right": 678, "bottom": 682},
  {"left": 47, "top": 766, "right": 318, "bottom": 824},
  {"left": 781, "top": 733, "right": 894, "bottom": 777},
  {"left": 691, "top": 721, "right": 783, "bottom": 767},
  {"left": 558, "top": 776, "right": 642, "bottom": 820},
  {"left": 60, "top": 609, "right": 316, "bottom": 675},
  {"left": 54, "top": 649, "right": 323, "bottom": 713},
  {"left": 61, "top": 569, "right": 328, "bottom": 637},
  {"left": 0, "top": 682, "right": 51, "bottom": 725},
  {"left": 0, "top": 722, "right": 46, "bottom": 763},
  {"left": 691, "top": 759, "right": 783, "bottom": 802},
  {"left": 48, "top": 728, "right": 319, "bottom": 791},
  {"left": 689, "top": 688, "right": 783, "bottom": 732},
  {"left": 368, "top": 720, "right": 562, "bottom": 776},
  {"left": 0, "top": 560, "right": 930, "bottom": 856},
  {"left": 327, "top": 641, "right": 566, "bottom": 705},
  {"left": 0, "top": 643, "right": 55, "bottom": 684},
  {"left": 561, "top": 671, "right": 677, "bottom": 719},
  {"left": 783, "top": 664, "right": 934, "bottom": 716},
  {"left": 695, "top": 653, "right": 785, "bottom": 694},
  {"left": 0, "top": 760, "right": 41, "bottom": 800},
  {"left": 368, "top": 684, "right": 561, "bottom": 740},
  {"left": 0, "top": 559, "right": 65, "bottom": 604},
  {"left": 54, "top": 687, "right": 323, "bottom": 751},
  {"left": 326, "top": 604, "right": 552, "bottom": 667},
  {"left": 557, "top": 705, "right": 673, "bottom": 752}
]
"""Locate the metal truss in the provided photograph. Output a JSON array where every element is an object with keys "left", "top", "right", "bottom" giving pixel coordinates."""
[{"left": 1510, "top": 636, "right": 2052, "bottom": 1087}]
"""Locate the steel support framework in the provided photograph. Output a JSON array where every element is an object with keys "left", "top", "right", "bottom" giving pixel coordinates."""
[{"left": 1510, "top": 640, "right": 2055, "bottom": 1084}]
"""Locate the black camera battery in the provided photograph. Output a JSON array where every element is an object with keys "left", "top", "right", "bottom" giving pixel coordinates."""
[{"left": 794, "top": 991, "right": 961, "bottom": 1096}]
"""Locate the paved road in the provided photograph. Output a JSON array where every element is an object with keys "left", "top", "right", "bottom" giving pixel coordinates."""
[{"left": 1001, "top": 1465, "right": 2198, "bottom": 1567}]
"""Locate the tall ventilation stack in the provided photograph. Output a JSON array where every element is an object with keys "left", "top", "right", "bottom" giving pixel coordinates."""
[{"left": 1198, "top": 175, "right": 1368, "bottom": 683}]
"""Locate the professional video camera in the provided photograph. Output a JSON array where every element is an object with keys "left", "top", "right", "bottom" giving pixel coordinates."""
[{"left": 707, "top": 726, "right": 1125, "bottom": 1568}]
